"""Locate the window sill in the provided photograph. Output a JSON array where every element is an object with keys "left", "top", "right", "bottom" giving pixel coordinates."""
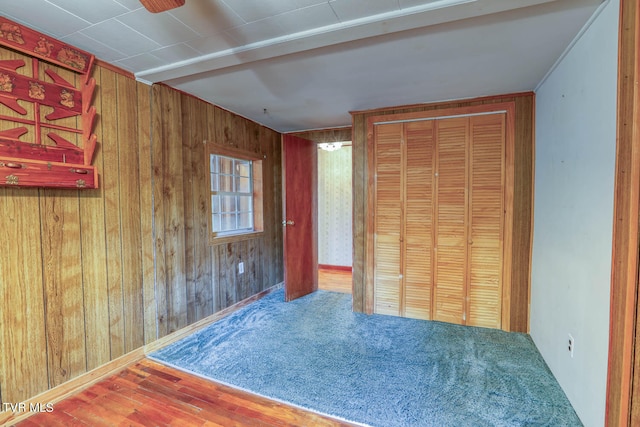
[{"left": 209, "top": 230, "right": 264, "bottom": 246}]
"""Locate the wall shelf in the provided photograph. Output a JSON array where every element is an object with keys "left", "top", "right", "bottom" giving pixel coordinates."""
[{"left": 0, "top": 17, "right": 98, "bottom": 189}]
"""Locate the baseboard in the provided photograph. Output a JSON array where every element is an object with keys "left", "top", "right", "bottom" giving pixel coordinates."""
[
  {"left": 318, "top": 264, "right": 352, "bottom": 272},
  {"left": 0, "top": 282, "right": 283, "bottom": 427}
]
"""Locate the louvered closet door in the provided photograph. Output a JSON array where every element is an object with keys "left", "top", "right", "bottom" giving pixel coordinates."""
[
  {"left": 467, "top": 114, "right": 505, "bottom": 328},
  {"left": 433, "top": 118, "right": 469, "bottom": 325},
  {"left": 373, "top": 123, "right": 403, "bottom": 316},
  {"left": 404, "top": 120, "right": 434, "bottom": 320}
]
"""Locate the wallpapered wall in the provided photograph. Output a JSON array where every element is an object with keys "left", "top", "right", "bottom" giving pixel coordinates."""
[{"left": 318, "top": 146, "right": 353, "bottom": 267}]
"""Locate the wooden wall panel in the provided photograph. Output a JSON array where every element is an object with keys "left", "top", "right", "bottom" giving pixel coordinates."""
[
  {"left": 351, "top": 93, "right": 534, "bottom": 332},
  {"left": 151, "top": 84, "right": 168, "bottom": 339},
  {"left": 117, "top": 73, "right": 144, "bottom": 353},
  {"left": 181, "top": 94, "right": 213, "bottom": 324},
  {"left": 291, "top": 127, "right": 352, "bottom": 144},
  {"left": 137, "top": 80, "right": 156, "bottom": 346},
  {"left": 352, "top": 115, "right": 367, "bottom": 312},
  {"left": 0, "top": 44, "right": 283, "bottom": 409},
  {"left": 161, "top": 86, "right": 188, "bottom": 334},
  {"left": 79, "top": 65, "right": 110, "bottom": 370},
  {"left": 511, "top": 96, "right": 534, "bottom": 331},
  {"left": 101, "top": 68, "right": 126, "bottom": 359},
  {"left": 40, "top": 191, "right": 86, "bottom": 387},
  {"left": 0, "top": 189, "right": 48, "bottom": 404}
]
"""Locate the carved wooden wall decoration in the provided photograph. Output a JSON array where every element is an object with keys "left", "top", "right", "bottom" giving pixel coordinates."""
[{"left": 0, "top": 17, "right": 97, "bottom": 188}]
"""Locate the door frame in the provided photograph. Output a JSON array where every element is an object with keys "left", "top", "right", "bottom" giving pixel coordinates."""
[
  {"left": 364, "top": 103, "right": 516, "bottom": 329},
  {"left": 606, "top": 0, "right": 640, "bottom": 424}
]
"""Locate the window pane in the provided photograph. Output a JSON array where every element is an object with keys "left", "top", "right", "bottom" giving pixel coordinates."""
[
  {"left": 238, "top": 195, "right": 252, "bottom": 212},
  {"left": 221, "top": 195, "right": 236, "bottom": 213},
  {"left": 210, "top": 173, "right": 219, "bottom": 192},
  {"left": 212, "top": 213, "right": 221, "bottom": 232},
  {"left": 236, "top": 160, "right": 251, "bottom": 177},
  {"left": 238, "top": 211, "right": 252, "bottom": 229},
  {"left": 210, "top": 155, "right": 219, "bottom": 173},
  {"left": 221, "top": 213, "right": 236, "bottom": 231},
  {"left": 211, "top": 195, "right": 220, "bottom": 213},
  {"left": 220, "top": 175, "right": 233, "bottom": 192},
  {"left": 237, "top": 176, "right": 251, "bottom": 193},
  {"left": 220, "top": 157, "right": 233, "bottom": 174}
]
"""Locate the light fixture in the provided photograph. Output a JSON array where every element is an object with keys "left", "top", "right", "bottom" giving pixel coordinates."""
[
  {"left": 139, "top": 0, "right": 185, "bottom": 13},
  {"left": 318, "top": 141, "right": 348, "bottom": 152}
]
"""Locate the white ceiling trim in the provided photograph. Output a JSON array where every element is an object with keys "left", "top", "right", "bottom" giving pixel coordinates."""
[{"left": 136, "top": 0, "right": 557, "bottom": 84}]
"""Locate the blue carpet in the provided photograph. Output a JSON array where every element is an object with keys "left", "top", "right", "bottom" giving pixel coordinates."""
[{"left": 149, "top": 289, "right": 582, "bottom": 426}]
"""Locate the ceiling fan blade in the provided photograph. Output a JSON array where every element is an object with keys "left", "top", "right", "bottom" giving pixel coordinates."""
[{"left": 139, "top": 0, "right": 185, "bottom": 13}]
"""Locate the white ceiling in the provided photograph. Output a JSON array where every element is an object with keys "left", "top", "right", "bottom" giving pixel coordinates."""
[{"left": 2, "top": 0, "right": 603, "bottom": 132}]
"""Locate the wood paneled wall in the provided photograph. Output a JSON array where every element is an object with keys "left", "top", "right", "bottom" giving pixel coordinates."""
[
  {"left": 0, "top": 48, "right": 283, "bottom": 406},
  {"left": 351, "top": 93, "right": 534, "bottom": 332}
]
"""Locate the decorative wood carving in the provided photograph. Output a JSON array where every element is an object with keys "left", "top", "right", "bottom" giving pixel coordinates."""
[{"left": 0, "top": 17, "right": 98, "bottom": 189}]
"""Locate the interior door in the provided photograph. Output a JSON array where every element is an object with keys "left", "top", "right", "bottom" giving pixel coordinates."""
[{"left": 282, "top": 134, "right": 318, "bottom": 301}]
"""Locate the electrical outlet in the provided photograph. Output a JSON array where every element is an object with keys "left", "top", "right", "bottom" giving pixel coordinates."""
[
  {"left": 568, "top": 334, "right": 574, "bottom": 358},
  {"left": 238, "top": 262, "right": 244, "bottom": 275}
]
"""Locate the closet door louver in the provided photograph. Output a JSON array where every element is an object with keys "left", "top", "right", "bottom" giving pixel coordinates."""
[
  {"left": 370, "top": 110, "right": 508, "bottom": 329},
  {"left": 373, "top": 123, "right": 403, "bottom": 315},
  {"left": 467, "top": 114, "right": 505, "bottom": 328},
  {"left": 404, "top": 121, "right": 435, "bottom": 320},
  {"left": 433, "top": 118, "right": 469, "bottom": 325}
]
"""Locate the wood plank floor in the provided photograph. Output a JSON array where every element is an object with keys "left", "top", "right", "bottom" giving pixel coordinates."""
[
  {"left": 318, "top": 268, "right": 352, "bottom": 294},
  {"left": 15, "top": 359, "right": 357, "bottom": 427},
  {"left": 15, "top": 271, "right": 354, "bottom": 427}
]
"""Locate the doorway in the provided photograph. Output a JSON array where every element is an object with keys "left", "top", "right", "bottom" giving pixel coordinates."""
[{"left": 317, "top": 141, "right": 353, "bottom": 294}]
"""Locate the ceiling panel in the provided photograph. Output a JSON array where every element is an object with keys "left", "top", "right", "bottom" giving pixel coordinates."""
[
  {"left": 224, "top": 18, "right": 289, "bottom": 46},
  {"left": 221, "top": 0, "right": 329, "bottom": 23},
  {"left": 116, "top": 8, "right": 200, "bottom": 45},
  {"left": 329, "top": 0, "right": 400, "bottom": 21},
  {"left": 186, "top": 33, "right": 240, "bottom": 55},
  {"left": 80, "top": 18, "right": 161, "bottom": 57},
  {"left": 116, "top": 52, "right": 167, "bottom": 71},
  {"left": 47, "top": 0, "right": 129, "bottom": 24},
  {"left": 112, "top": 0, "right": 144, "bottom": 10},
  {"left": 2, "top": 0, "right": 89, "bottom": 37},
  {"left": 61, "top": 31, "right": 128, "bottom": 62},
  {"left": 275, "top": 4, "right": 339, "bottom": 34},
  {"left": 151, "top": 43, "right": 201, "bottom": 62}
]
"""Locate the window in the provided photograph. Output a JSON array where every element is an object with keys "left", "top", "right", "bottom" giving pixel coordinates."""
[
  {"left": 210, "top": 155, "right": 253, "bottom": 233},
  {"left": 207, "top": 148, "right": 263, "bottom": 244}
]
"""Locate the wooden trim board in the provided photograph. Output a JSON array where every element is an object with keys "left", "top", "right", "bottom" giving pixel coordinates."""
[
  {"left": 606, "top": 0, "right": 640, "bottom": 425},
  {"left": 319, "top": 264, "right": 353, "bottom": 272}
]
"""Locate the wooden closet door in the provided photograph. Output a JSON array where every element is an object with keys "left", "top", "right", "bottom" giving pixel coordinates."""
[
  {"left": 467, "top": 114, "right": 505, "bottom": 328},
  {"left": 404, "top": 120, "right": 434, "bottom": 320},
  {"left": 433, "top": 117, "right": 469, "bottom": 325},
  {"left": 373, "top": 123, "right": 403, "bottom": 316}
]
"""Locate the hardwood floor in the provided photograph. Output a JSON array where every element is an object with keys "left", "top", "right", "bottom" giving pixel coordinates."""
[
  {"left": 14, "top": 272, "right": 353, "bottom": 427},
  {"left": 15, "top": 359, "right": 357, "bottom": 427},
  {"left": 318, "top": 267, "right": 352, "bottom": 294}
]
